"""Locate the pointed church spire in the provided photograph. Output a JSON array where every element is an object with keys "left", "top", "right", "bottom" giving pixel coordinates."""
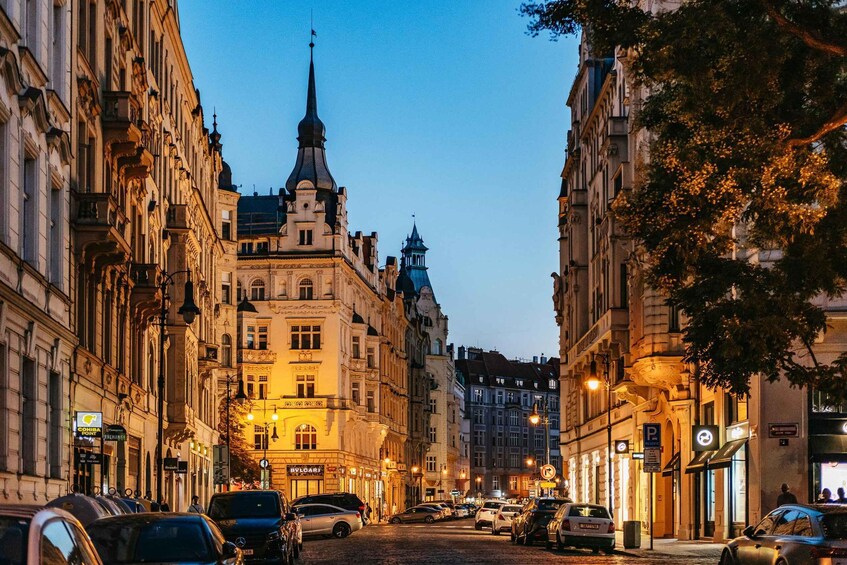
[{"left": 286, "top": 34, "right": 337, "bottom": 192}]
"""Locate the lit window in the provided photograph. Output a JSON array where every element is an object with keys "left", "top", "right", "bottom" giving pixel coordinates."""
[
  {"left": 426, "top": 455, "right": 437, "bottom": 472},
  {"left": 291, "top": 325, "right": 321, "bottom": 350},
  {"left": 295, "top": 424, "right": 317, "bottom": 450}
]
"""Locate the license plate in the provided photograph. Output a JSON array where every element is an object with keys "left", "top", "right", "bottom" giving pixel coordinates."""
[
  {"left": 580, "top": 523, "right": 600, "bottom": 530},
  {"left": 242, "top": 549, "right": 254, "bottom": 556}
]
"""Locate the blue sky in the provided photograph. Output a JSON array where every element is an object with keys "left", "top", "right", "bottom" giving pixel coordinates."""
[{"left": 179, "top": 1, "right": 578, "bottom": 361}]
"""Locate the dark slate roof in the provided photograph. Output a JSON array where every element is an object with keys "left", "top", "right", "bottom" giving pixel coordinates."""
[
  {"left": 367, "top": 325, "right": 379, "bottom": 336},
  {"left": 455, "top": 350, "right": 560, "bottom": 392},
  {"left": 352, "top": 311, "right": 365, "bottom": 324},
  {"left": 237, "top": 297, "right": 257, "bottom": 313},
  {"left": 218, "top": 161, "right": 238, "bottom": 191},
  {"left": 238, "top": 194, "right": 285, "bottom": 236}
]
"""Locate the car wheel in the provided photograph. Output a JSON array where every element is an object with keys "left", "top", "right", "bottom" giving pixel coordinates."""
[
  {"left": 545, "top": 539, "right": 552, "bottom": 550},
  {"left": 475, "top": 522, "right": 482, "bottom": 530},
  {"left": 332, "top": 522, "right": 351, "bottom": 538},
  {"left": 516, "top": 530, "right": 525, "bottom": 545},
  {"left": 556, "top": 532, "right": 564, "bottom": 550},
  {"left": 424, "top": 515, "right": 435, "bottom": 524},
  {"left": 719, "top": 550, "right": 734, "bottom": 565},
  {"left": 510, "top": 530, "right": 516, "bottom": 543},
  {"left": 390, "top": 517, "right": 401, "bottom": 524}
]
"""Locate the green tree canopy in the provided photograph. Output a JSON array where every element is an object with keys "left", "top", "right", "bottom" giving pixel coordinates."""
[
  {"left": 217, "top": 396, "right": 261, "bottom": 484},
  {"left": 522, "top": 1, "right": 847, "bottom": 397}
]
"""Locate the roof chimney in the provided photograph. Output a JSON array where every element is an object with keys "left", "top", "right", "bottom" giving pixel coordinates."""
[{"left": 458, "top": 346, "right": 466, "bottom": 360}]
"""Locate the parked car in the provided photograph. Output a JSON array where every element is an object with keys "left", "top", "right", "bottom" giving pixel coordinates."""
[
  {"left": 453, "top": 504, "right": 470, "bottom": 518},
  {"left": 546, "top": 502, "right": 615, "bottom": 553},
  {"left": 87, "top": 512, "right": 242, "bottom": 565},
  {"left": 208, "top": 490, "right": 298, "bottom": 563},
  {"left": 418, "top": 502, "right": 453, "bottom": 518},
  {"left": 46, "top": 493, "right": 112, "bottom": 527},
  {"left": 434, "top": 500, "right": 458, "bottom": 517},
  {"left": 293, "top": 503, "right": 363, "bottom": 538},
  {"left": 511, "top": 497, "right": 571, "bottom": 546},
  {"left": 389, "top": 506, "right": 443, "bottom": 524},
  {"left": 721, "top": 503, "right": 847, "bottom": 565},
  {"left": 0, "top": 504, "right": 102, "bottom": 565},
  {"left": 491, "top": 503, "right": 523, "bottom": 535},
  {"left": 291, "top": 492, "right": 366, "bottom": 518},
  {"left": 475, "top": 499, "right": 506, "bottom": 530}
]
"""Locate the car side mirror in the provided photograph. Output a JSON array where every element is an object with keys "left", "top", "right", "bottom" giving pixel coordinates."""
[
  {"left": 284, "top": 512, "right": 297, "bottom": 522},
  {"left": 743, "top": 525, "right": 756, "bottom": 539},
  {"left": 222, "top": 541, "right": 238, "bottom": 558}
]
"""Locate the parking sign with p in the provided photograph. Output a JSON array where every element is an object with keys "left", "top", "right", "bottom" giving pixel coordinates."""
[{"left": 643, "top": 423, "right": 661, "bottom": 448}]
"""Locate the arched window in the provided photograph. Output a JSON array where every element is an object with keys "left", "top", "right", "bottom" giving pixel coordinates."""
[
  {"left": 432, "top": 339, "right": 443, "bottom": 356},
  {"left": 221, "top": 334, "right": 232, "bottom": 367},
  {"left": 250, "top": 279, "right": 265, "bottom": 301},
  {"left": 295, "top": 424, "right": 317, "bottom": 450},
  {"left": 299, "top": 278, "right": 314, "bottom": 300}
]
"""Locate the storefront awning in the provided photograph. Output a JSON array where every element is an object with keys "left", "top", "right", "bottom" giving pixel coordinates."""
[
  {"left": 708, "top": 439, "right": 747, "bottom": 470},
  {"left": 810, "top": 435, "right": 847, "bottom": 463},
  {"left": 662, "top": 452, "right": 680, "bottom": 477},
  {"left": 685, "top": 450, "right": 714, "bottom": 474}
]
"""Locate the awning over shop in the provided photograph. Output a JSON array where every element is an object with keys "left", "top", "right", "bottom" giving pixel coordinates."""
[
  {"left": 708, "top": 439, "right": 747, "bottom": 470},
  {"left": 662, "top": 452, "right": 680, "bottom": 477},
  {"left": 809, "top": 435, "right": 847, "bottom": 463},
  {"left": 685, "top": 450, "right": 714, "bottom": 474}
]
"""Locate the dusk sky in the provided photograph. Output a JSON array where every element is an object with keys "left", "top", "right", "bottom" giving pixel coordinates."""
[{"left": 179, "top": 1, "right": 578, "bottom": 361}]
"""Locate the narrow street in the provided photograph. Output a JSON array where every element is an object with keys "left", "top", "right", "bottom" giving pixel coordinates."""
[{"left": 298, "top": 520, "right": 722, "bottom": 564}]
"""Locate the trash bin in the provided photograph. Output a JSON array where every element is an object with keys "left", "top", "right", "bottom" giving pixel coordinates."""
[{"left": 623, "top": 520, "right": 641, "bottom": 549}]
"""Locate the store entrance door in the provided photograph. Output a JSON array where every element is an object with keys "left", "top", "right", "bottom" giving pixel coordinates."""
[{"left": 704, "top": 470, "right": 716, "bottom": 537}]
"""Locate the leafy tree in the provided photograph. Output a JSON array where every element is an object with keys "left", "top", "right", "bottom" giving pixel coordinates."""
[
  {"left": 522, "top": 1, "right": 847, "bottom": 397},
  {"left": 217, "top": 396, "right": 260, "bottom": 483}
]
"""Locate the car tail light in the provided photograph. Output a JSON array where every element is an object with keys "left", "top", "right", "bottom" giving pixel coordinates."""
[
  {"left": 562, "top": 519, "right": 571, "bottom": 531},
  {"left": 498, "top": 514, "right": 504, "bottom": 521},
  {"left": 355, "top": 512, "right": 361, "bottom": 518},
  {"left": 359, "top": 504, "right": 366, "bottom": 513},
  {"left": 810, "top": 547, "right": 847, "bottom": 558},
  {"left": 608, "top": 522, "right": 616, "bottom": 534}
]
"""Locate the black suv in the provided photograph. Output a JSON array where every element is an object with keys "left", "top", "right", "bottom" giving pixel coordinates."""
[
  {"left": 292, "top": 493, "right": 366, "bottom": 522},
  {"left": 208, "top": 490, "right": 298, "bottom": 563}
]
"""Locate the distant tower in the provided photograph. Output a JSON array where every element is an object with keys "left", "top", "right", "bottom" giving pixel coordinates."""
[{"left": 401, "top": 223, "right": 432, "bottom": 295}]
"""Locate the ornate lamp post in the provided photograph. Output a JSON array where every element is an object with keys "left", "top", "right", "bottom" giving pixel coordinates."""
[
  {"left": 223, "top": 374, "right": 248, "bottom": 491},
  {"left": 585, "top": 353, "right": 613, "bottom": 514},
  {"left": 529, "top": 398, "right": 551, "bottom": 495},
  {"left": 156, "top": 270, "right": 201, "bottom": 508}
]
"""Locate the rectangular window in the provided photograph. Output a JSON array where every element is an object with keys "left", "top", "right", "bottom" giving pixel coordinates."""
[
  {"left": 221, "top": 210, "right": 232, "bottom": 240},
  {"left": 51, "top": 5, "right": 65, "bottom": 96},
  {"left": 351, "top": 382, "right": 360, "bottom": 405},
  {"left": 620, "top": 264, "right": 628, "bottom": 307},
  {"left": 367, "top": 348, "right": 375, "bottom": 368},
  {"left": 21, "top": 357, "right": 36, "bottom": 475},
  {"left": 240, "top": 242, "right": 253, "bottom": 254},
  {"left": 246, "top": 376, "right": 255, "bottom": 399},
  {"left": 258, "top": 325, "right": 268, "bottom": 350},
  {"left": 473, "top": 389, "right": 483, "bottom": 403},
  {"left": 0, "top": 117, "right": 7, "bottom": 242},
  {"left": 254, "top": 425, "right": 268, "bottom": 450},
  {"left": 426, "top": 455, "right": 437, "bottom": 473},
  {"left": 48, "top": 371, "right": 62, "bottom": 478},
  {"left": 0, "top": 343, "right": 6, "bottom": 470},
  {"left": 258, "top": 376, "right": 268, "bottom": 400},
  {"left": 474, "top": 451, "right": 484, "bottom": 467},
  {"left": 669, "top": 302, "right": 681, "bottom": 332},
  {"left": 291, "top": 325, "right": 321, "bottom": 350},
  {"left": 256, "top": 241, "right": 269, "bottom": 253},
  {"left": 509, "top": 411, "right": 519, "bottom": 427},
  {"left": 495, "top": 391, "right": 504, "bottom": 405},
  {"left": 246, "top": 326, "right": 255, "bottom": 349},
  {"left": 352, "top": 336, "right": 361, "bottom": 359},
  {"left": 298, "top": 229, "right": 313, "bottom": 245},
  {"left": 22, "top": 155, "right": 38, "bottom": 263},
  {"left": 49, "top": 185, "right": 62, "bottom": 286},
  {"left": 509, "top": 476, "right": 518, "bottom": 491},
  {"left": 296, "top": 375, "right": 315, "bottom": 398},
  {"left": 474, "top": 430, "right": 484, "bottom": 445},
  {"left": 430, "top": 398, "right": 437, "bottom": 414},
  {"left": 221, "top": 272, "right": 232, "bottom": 305},
  {"left": 429, "top": 426, "right": 437, "bottom": 443},
  {"left": 492, "top": 476, "right": 500, "bottom": 491},
  {"left": 367, "top": 391, "right": 375, "bottom": 413},
  {"left": 474, "top": 410, "right": 483, "bottom": 424}
]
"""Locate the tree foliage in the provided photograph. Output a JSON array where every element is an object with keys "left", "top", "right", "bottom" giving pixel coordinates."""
[
  {"left": 522, "top": 0, "right": 847, "bottom": 397},
  {"left": 217, "top": 396, "right": 261, "bottom": 483}
]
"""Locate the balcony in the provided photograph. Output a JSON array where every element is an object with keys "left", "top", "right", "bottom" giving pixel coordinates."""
[
  {"left": 199, "top": 342, "right": 220, "bottom": 371},
  {"left": 167, "top": 203, "right": 190, "bottom": 232},
  {"left": 73, "top": 191, "right": 131, "bottom": 263},
  {"left": 238, "top": 348, "right": 277, "bottom": 364},
  {"left": 129, "top": 263, "right": 162, "bottom": 323},
  {"left": 566, "top": 307, "right": 629, "bottom": 367},
  {"left": 101, "top": 91, "right": 142, "bottom": 148}
]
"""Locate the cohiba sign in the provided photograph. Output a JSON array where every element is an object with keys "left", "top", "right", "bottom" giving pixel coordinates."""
[
  {"left": 287, "top": 465, "right": 324, "bottom": 476},
  {"left": 75, "top": 412, "right": 103, "bottom": 438}
]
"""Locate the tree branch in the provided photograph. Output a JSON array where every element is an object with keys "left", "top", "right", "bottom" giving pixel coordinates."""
[
  {"left": 761, "top": 0, "right": 847, "bottom": 57},
  {"left": 786, "top": 97, "right": 847, "bottom": 147}
]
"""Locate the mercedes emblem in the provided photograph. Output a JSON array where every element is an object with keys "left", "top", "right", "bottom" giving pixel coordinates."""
[{"left": 235, "top": 537, "right": 246, "bottom": 548}]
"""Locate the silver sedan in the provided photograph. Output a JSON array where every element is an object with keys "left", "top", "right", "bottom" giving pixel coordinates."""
[
  {"left": 294, "top": 503, "right": 363, "bottom": 538},
  {"left": 721, "top": 503, "right": 847, "bottom": 564}
]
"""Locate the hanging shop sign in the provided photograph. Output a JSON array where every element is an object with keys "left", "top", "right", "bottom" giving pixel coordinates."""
[
  {"left": 75, "top": 412, "right": 103, "bottom": 439},
  {"left": 75, "top": 451, "right": 102, "bottom": 465},
  {"left": 176, "top": 461, "right": 188, "bottom": 474},
  {"left": 727, "top": 421, "right": 750, "bottom": 441},
  {"left": 103, "top": 425, "right": 127, "bottom": 442},
  {"left": 163, "top": 457, "right": 179, "bottom": 471},
  {"left": 287, "top": 464, "right": 324, "bottom": 477},
  {"left": 692, "top": 425, "right": 720, "bottom": 451},
  {"left": 615, "top": 440, "right": 630, "bottom": 454}
]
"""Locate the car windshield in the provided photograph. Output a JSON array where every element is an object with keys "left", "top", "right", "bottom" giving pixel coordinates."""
[
  {"left": 87, "top": 519, "right": 213, "bottom": 563},
  {"left": 0, "top": 518, "right": 28, "bottom": 565},
  {"left": 503, "top": 506, "right": 522, "bottom": 513},
  {"left": 568, "top": 505, "right": 610, "bottom": 518},
  {"left": 538, "top": 500, "right": 567, "bottom": 512},
  {"left": 483, "top": 502, "right": 501, "bottom": 510},
  {"left": 821, "top": 513, "right": 847, "bottom": 539},
  {"left": 209, "top": 493, "right": 280, "bottom": 519}
]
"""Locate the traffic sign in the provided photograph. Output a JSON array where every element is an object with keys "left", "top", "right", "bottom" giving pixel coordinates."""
[
  {"left": 643, "top": 423, "right": 661, "bottom": 448},
  {"left": 260, "top": 458, "right": 270, "bottom": 469},
  {"left": 643, "top": 447, "right": 661, "bottom": 473},
  {"left": 540, "top": 464, "right": 556, "bottom": 480},
  {"left": 540, "top": 481, "right": 557, "bottom": 488}
]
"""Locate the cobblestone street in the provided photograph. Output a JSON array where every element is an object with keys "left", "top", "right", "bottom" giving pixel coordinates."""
[{"left": 298, "top": 520, "right": 723, "bottom": 564}]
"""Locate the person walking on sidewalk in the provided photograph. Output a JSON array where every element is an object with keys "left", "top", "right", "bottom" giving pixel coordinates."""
[
  {"left": 188, "top": 496, "right": 204, "bottom": 514},
  {"left": 777, "top": 483, "right": 797, "bottom": 506}
]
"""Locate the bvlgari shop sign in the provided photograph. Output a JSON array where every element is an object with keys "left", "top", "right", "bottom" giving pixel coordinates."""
[
  {"left": 75, "top": 412, "right": 103, "bottom": 439},
  {"left": 287, "top": 465, "right": 324, "bottom": 477}
]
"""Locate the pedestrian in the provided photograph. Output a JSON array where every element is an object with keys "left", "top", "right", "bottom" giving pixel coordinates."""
[
  {"left": 188, "top": 495, "right": 204, "bottom": 514},
  {"left": 160, "top": 501, "right": 170, "bottom": 512},
  {"left": 364, "top": 503, "right": 372, "bottom": 525},
  {"left": 776, "top": 483, "right": 797, "bottom": 506},
  {"left": 382, "top": 501, "right": 387, "bottom": 523},
  {"left": 818, "top": 488, "right": 834, "bottom": 503},
  {"left": 837, "top": 488, "right": 847, "bottom": 504}
]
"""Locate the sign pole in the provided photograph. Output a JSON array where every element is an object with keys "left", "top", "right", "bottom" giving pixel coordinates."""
[{"left": 649, "top": 472, "right": 654, "bottom": 551}]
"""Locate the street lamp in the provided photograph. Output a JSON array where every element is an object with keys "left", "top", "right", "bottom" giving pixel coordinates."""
[
  {"left": 156, "top": 269, "right": 200, "bottom": 508},
  {"left": 529, "top": 398, "right": 552, "bottom": 495},
  {"left": 223, "top": 373, "right": 248, "bottom": 491},
  {"left": 475, "top": 475, "right": 482, "bottom": 500},
  {"left": 411, "top": 465, "right": 421, "bottom": 505},
  {"left": 586, "top": 353, "right": 613, "bottom": 515}
]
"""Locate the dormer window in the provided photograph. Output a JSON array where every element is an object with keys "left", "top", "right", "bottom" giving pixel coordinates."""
[{"left": 299, "top": 229, "right": 313, "bottom": 245}]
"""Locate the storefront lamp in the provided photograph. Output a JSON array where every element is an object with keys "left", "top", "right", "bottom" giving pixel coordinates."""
[{"left": 271, "top": 411, "right": 279, "bottom": 422}]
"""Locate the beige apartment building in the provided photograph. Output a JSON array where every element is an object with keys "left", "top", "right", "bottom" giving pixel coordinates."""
[{"left": 557, "top": 31, "right": 847, "bottom": 542}]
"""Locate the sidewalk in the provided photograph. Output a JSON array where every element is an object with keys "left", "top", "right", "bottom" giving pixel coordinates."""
[{"left": 615, "top": 533, "right": 724, "bottom": 559}]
